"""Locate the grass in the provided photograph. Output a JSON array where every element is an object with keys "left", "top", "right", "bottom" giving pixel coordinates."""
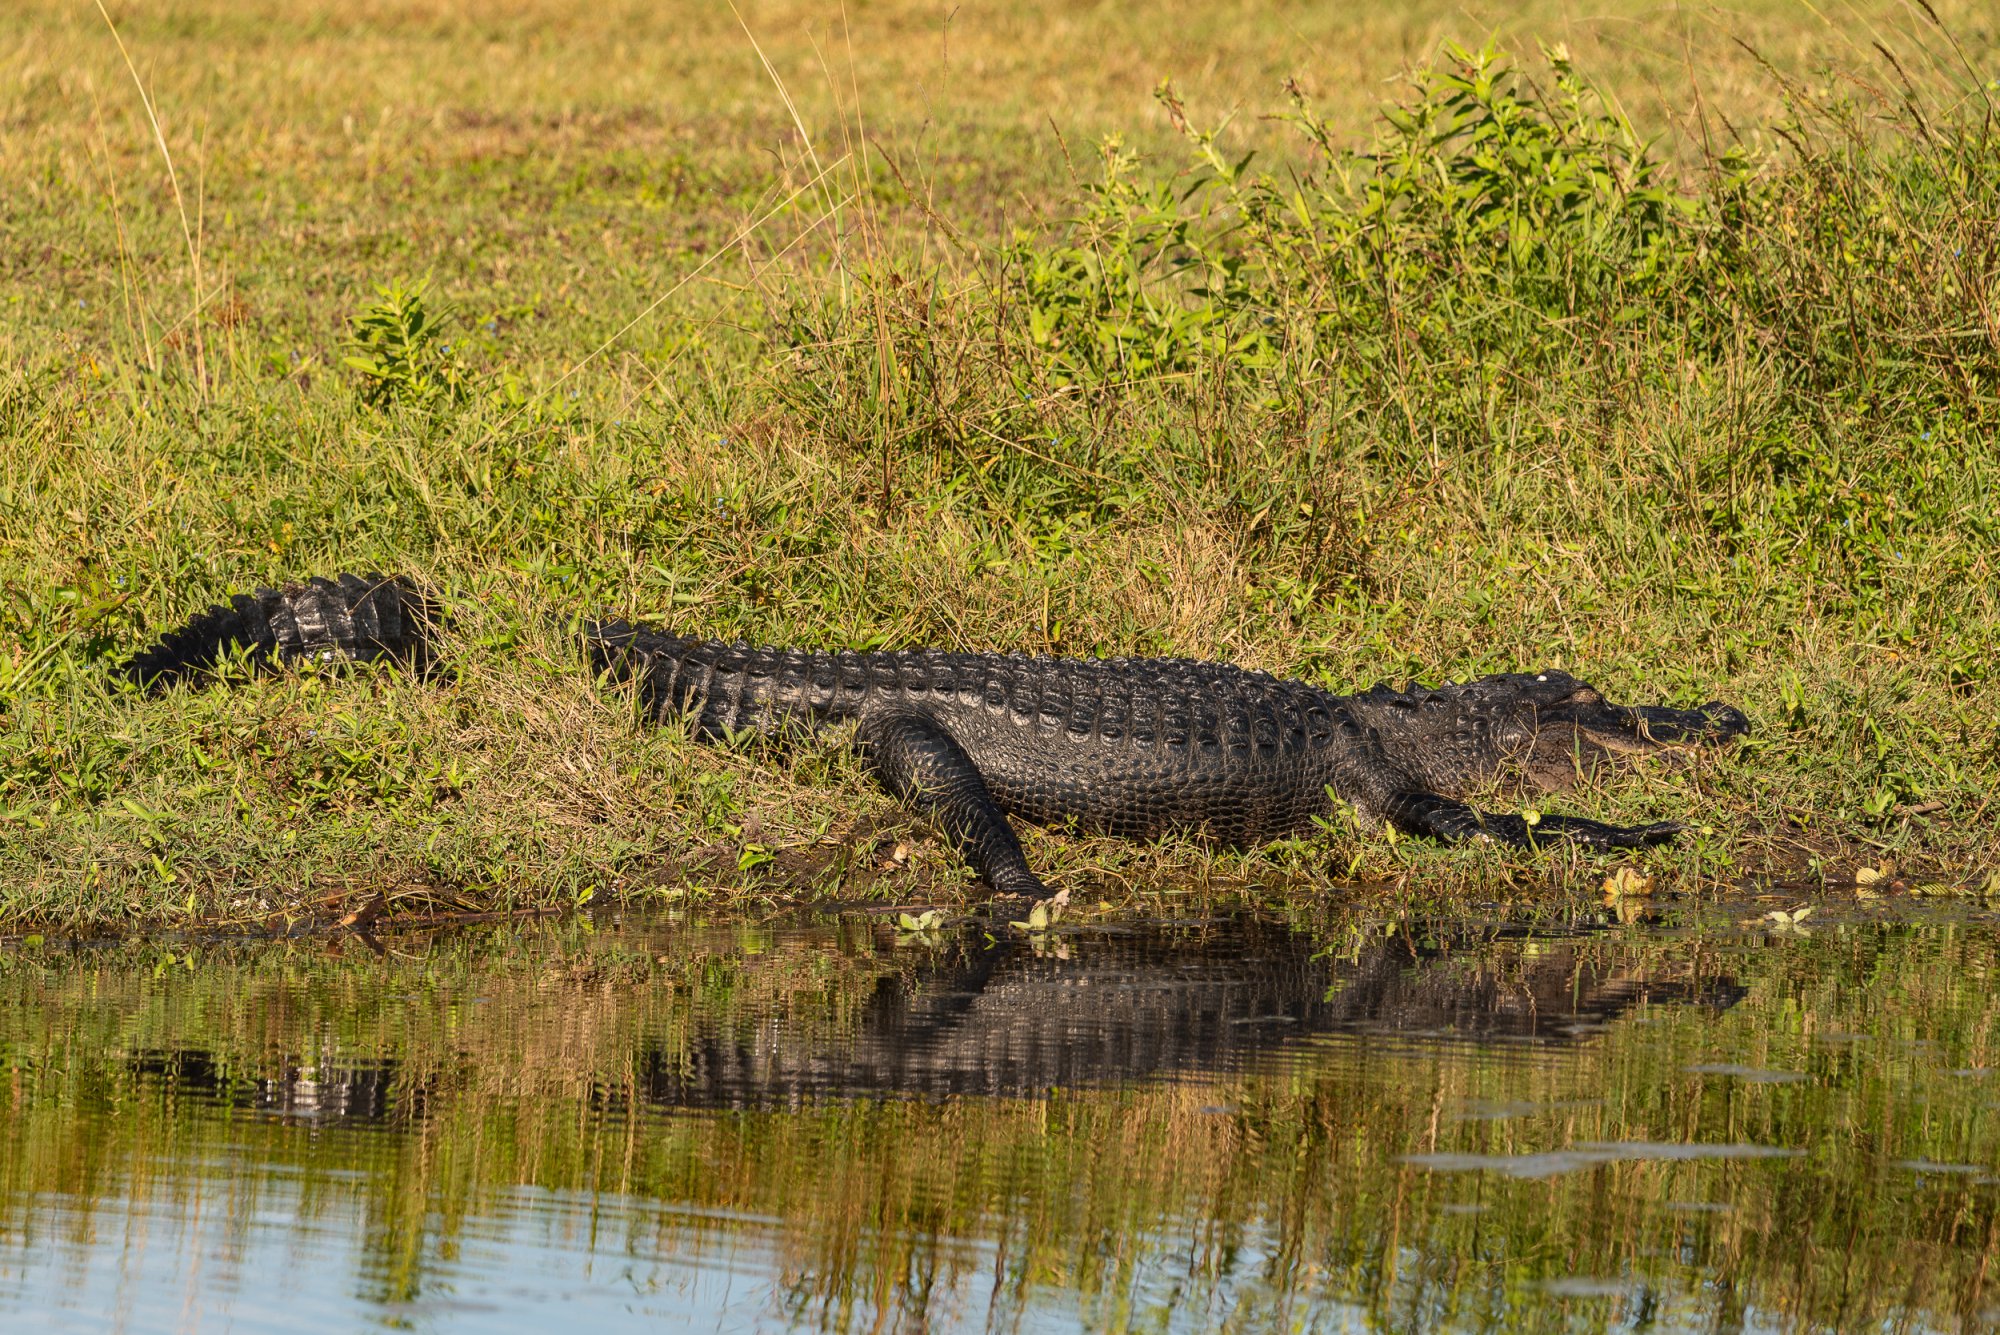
[{"left": 3, "top": 0, "right": 2000, "bottom": 930}]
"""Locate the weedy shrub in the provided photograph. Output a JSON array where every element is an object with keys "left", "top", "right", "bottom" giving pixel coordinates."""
[
  {"left": 1008, "top": 42, "right": 1703, "bottom": 401},
  {"left": 344, "top": 280, "right": 475, "bottom": 409},
  {"left": 1003, "top": 136, "right": 1260, "bottom": 390},
  {"left": 776, "top": 40, "right": 1993, "bottom": 615},
  {"left": 773, "top": 271, "right": 1032, "bottom": 461},
  {"left": 984, "top": 41, "right": 1999, "bottom": 595}
]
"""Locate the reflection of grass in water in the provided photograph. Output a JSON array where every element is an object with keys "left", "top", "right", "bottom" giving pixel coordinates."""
[{"left": 0, "top": 913, "right": 1994, "bottom": 1327}]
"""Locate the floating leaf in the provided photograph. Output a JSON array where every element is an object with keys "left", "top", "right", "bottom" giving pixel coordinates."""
[
  {"left": 1602, "top": 867, "right": 1655, "bottom": 901},
  {"left": 336, "top": 892, "right": 387, "bottom": 930}
]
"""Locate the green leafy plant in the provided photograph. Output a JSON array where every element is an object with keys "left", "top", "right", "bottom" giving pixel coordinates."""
[
  {"left": 1008, "top": 899, "right": 1062, "bottom": 933},
  {"left": 1010, "top": 42, "right": 1702, "bottom": 397},
  {"left": 1004, "top": 136, "right": 1259, "bottom": 389},
  {"left": 343, "top": 280, "right": 473, "bottom": 409}
]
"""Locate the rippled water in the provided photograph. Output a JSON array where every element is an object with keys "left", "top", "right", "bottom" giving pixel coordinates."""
[{"left": 0, "top": 904, "right": 1996, "bottom": 1332}]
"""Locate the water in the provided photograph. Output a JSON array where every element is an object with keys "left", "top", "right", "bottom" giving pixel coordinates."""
[{"left": 0, "top": 905, "right": 1996, "bottom": 1332}]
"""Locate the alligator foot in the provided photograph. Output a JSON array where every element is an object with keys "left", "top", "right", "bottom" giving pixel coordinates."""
[
  {"left": 1386, "top": 792, "right": 1685, "bottom": 851},
  {"left": 857, "top": 709, "right": 1055, "bottom": 900}
]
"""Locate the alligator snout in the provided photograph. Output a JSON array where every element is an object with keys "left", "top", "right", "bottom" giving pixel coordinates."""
[{"left": 1609, "top": 701, "right": 1751, "bottom": 748}]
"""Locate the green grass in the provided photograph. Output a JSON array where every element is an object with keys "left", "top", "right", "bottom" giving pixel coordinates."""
[{"left": 3, "top": 0, "right": 2000, "bottom": 929}]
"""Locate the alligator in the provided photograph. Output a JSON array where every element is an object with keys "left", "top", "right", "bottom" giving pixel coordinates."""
[
  {"left": 122, "top": 573, "right": 1750, "bottom": 900},
  {"left": 124, "top": 918, "right": 1746, "bottom": 1114},
  {"left": 630, "top": 919, "right": 1747, "bottom": 1106}
]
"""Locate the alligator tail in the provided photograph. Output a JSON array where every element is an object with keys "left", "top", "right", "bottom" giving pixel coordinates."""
[
  {"left": 583, "top": 621, "right": 868, "bottom": 740},
  {"left": 124, "top": 573, "right": 859, "bottom": 740},
  {"left": 121, "top": 573, "right": 437, "bottom": 694}
]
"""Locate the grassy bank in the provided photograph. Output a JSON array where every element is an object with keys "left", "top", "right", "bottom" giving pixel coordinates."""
[{"left": 3, "top": 0, "right": 1999, "bottom": 929}]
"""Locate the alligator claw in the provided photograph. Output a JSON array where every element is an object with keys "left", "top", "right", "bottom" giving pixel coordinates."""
[
  {"left": 1488, "top": 813, "right": 1687, "bottom": 850},
  {"left": 1391, "top": 792, "right": 1690, "bottom": 851}
]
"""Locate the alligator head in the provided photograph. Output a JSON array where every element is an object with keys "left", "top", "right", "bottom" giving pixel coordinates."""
[{"left": 1353, "top": 670, "right": 1751, "bottom": 798}]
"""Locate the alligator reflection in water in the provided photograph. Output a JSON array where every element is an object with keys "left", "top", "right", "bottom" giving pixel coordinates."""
[
  {"left": 6, "top": 909, "right": 1996, "bottom": 1334},
  {"left": 139, "top": 918, "right": 1743, "bottom": 1118},
  {"left": 634, "top": 919, "right": 1744, "bottom": 1106},
  {"left": 128, "top": 1049, "right": 407, "bottom": 1122}
]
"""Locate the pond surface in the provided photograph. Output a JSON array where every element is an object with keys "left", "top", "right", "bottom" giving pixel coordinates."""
[{"left": 0, "top": 902, "right": 1996, "bottom": 1332}]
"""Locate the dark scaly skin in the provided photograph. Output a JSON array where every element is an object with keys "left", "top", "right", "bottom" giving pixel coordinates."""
[
  {"left": 628, "top": 922, "right": 1746, "bottom": 1105},
  {"left": 121, "top": 573, "right": 436, "bottom": 692},
  {"left": 122, "top": 575, "right": 1751, "bottom": 900},
  {"left": 128, "top": 922, "right": 1747, "bottom": 1111}
]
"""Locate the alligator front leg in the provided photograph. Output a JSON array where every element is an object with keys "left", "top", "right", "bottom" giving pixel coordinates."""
[
  {"left": 856, "top": 710, "right": 1052, "bottom": 900},
  {"left": 1383, "top": 792, "right": 1684, "bottom": 850}
]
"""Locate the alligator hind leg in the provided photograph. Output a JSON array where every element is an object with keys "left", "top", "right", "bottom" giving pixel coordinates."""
[
  {"left": 1384, "top": 792, "right": 1683, "bottom": 850},
  {"left": 856, "top": 710, "right": 1052, "bottom": 900}
]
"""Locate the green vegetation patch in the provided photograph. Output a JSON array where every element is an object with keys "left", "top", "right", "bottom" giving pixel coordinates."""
[{"left": 3, "top": 3, "right": 1999, "bottom": 928}]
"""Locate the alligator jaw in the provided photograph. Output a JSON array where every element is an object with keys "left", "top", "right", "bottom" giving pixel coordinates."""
[{"left": 1572, "top": 699, "right": 1752, "bottom": 755}]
